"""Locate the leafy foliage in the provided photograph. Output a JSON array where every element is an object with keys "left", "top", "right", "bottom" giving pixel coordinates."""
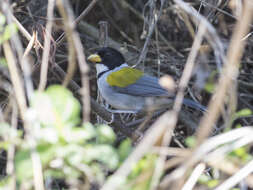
[
  {"left": 0, "top": 13, "right": 17, "bottom": 44},
  {"left": 125, "top": 154, "right": 157, "bottom": 190},
  {"left": 0, "top": 85, "right": 132, "bottom": 188}
]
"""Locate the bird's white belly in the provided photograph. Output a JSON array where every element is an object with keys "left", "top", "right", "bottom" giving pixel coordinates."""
[{"left": 97, "top": 77, "right": 145, "bottom": 111}]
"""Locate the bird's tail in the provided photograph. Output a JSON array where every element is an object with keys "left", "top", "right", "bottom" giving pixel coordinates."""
[{"left": 182, "top": 98, "right": 207, "bottom": 112}]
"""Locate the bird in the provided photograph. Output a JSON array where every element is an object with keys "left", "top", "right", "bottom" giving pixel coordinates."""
[{"left": 87, "top": 47, "right": 206, "bottom": 112}]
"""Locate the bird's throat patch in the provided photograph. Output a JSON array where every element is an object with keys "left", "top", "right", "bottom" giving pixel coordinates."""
[{"left": 107, "top": 67, "right": 144, "bottom": 87}]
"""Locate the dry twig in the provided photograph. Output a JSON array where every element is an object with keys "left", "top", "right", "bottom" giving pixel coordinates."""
[
  {"left": 39, "top": 0, "right": 55, "bottom": 91},
  {"left": 56, "top": 0, "right": 90, "bottom": 121}
]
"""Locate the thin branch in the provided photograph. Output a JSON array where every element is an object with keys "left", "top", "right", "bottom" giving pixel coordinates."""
[
  {"left": 56, "top": 0, "right": 77, "bottom": 89},
  {"left": 3, "top": 42, "right": 27, "bottom": 121},
  {"left": 56, "top": 0, "right": 100, "bottom": 44},
  {"left": 3, "top": 41, "right": 45, "bottom": 190},
  {"left": 181, "top": 163, "right": 206, "bottom": 190},
  {"left": 6, "top": 103, "right": 18, "bottom": 190},
  {"left": 214, "top": 159, "right": 253, "bottom": 190},
  {"left": 11, "top": 14, "right": 43, "bottom": 49},
  {"left": 196, "top": 0, "right": 253, "bottom": 144},
  {"left": 101, "top": 3, "right": 208, "bottom": 189},
  {"left": 56, "top": 0, "right": 90, "bottom": 121},
  {"left": 150, "top": 21, "right": 206, "bottom": 190},
  {"left": 23, "top": 30, "right": 36, "bottom": 59},
  {"left": 135, "top": 0, "right": 165, "bottom": 67},
  {"left": 160, "top": 127, "right": 253, "bottom": 187},
  {"left": 101, "top": 111, "right": 177, "bottom": 190},
  {"left": 208, "top": 158, "right": 253, "bottom": 188},
  {"left": 39, "top": 0, "right": 55, "bottom": 91},
  {"left": 158, "top": 1, "right": 253, "bottom": 188},
  {"left": 2, "top": 2, "right": 45, "bottom": 189},
  {"left": 74, "top": 0, "right": 100, "bottom": 25}
]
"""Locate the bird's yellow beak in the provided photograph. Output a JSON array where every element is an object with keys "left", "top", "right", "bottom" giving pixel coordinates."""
[{"left": 87, "top": 54, "right": 102, "bottom": 63}]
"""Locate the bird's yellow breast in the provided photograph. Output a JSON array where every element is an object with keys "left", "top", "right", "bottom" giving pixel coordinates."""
[{"left": 106, "top": 67, "right": 143, "bottom": 88}]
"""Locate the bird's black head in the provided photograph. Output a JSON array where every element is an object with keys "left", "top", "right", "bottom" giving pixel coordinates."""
[{"left": 88, "top": 47, "right": 125, "bottom": 70}]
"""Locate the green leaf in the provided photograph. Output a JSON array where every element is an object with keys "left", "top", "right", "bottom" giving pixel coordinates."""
[
  {"left": 185, "top": 136, "right": 196, "bottom": 147},
  {"left": 66, "top": 122, "right": 96, "bottom": 143},
  {"left": 127, "top": 154, "right": 157, "bottom": 190},
  {"left": 198, "top": 174, "right": 219, "bottom": 188},
  {"left": 0, "top": 57, "right": 7, "bottom": 67},
  {"left": 207, "top": 179, "right": 219, "bottom": 188},
  {"left": 234, "top": 109, "right": 252, "bottom": 119},
  {"left": 118, "top": 138, "right": 132, "bottom": 162},
  {"left": 84, "top": 145, "right": 119, "bottom": 170},
  {"left": 198, "top": 174, "right": 210, "bottom": 184},
  {"left": 37, "top": 144, "right": 57, "bottom": 165},
  {"left": 38, "top": 128, "right": 59, "bottom": 143},
  {"left": 44, "top": 169, "right": 65, "bottom": 179},
  {"left": 31, "top": 91, "right": 56, "bottom": 126},
  {"left": 233, "top": 147, "right": 247, "bottom": 157},
  {"left": 3, "top": 24, "right": 17, "bottom": 40},
  {"left": 31, "top": 85, "right": 81, "bottom": 128},
  {"left": 131, "top": 180, "right": 150, "bottom": 190},
  {"left": 59, "top": 144, "right": 85, "bottom": 166},
  {"left": 225, "top": 109, "right": 252, "bottom": 132},
  {"left": 229, "top": 146, "right": 252, "bottom": 162},
  {"left": 129, "top": 154, "right": 157, "bottom": 179},
  {"left": 0, "top": 14, "right": 6, "bottom": 26},
  {"left": 0, "top": 23, "right": 17, "bottom": 44},
  {"left": 0, "top": 123, "right": 21, "bottom": 149},
  {"left": 96, "top": 125, "right": 116, "bottom": 144},
  {"left": 15, "top": 149, "right": 33, "bottom": 182},
  {"left": 89, "top": 163, "right": 107, "bottom": 183},
  {"left": 204, "top": 82, "right": 215, "bottom": 93},
  {"left": 62, "top": 165, "right": 81, "bottom": 179},
  {"left": 0, "top": 176, "right": 11, "bottom": 189},
  {"left": 0, "top": 123, "right": 19, "bottom": 139},
  {"left": 46, "top": 85, "right": 81, "bottom": 127},
  {"left": 204, "top": 70, "right": 218, "bottom": 94},
  {"left": 235, "top": 124, "right": 242, "bottom": 128},
  {"left": 15, "top": 145, "right": 56, "bottom": 182},
  {"left": 82, "top": 122, "right": 97, "bottom": 139}
]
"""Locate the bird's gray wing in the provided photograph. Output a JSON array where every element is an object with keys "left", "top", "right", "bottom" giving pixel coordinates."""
[{"left": 112, "top": 75, "right": 171, "bottom": 97}]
